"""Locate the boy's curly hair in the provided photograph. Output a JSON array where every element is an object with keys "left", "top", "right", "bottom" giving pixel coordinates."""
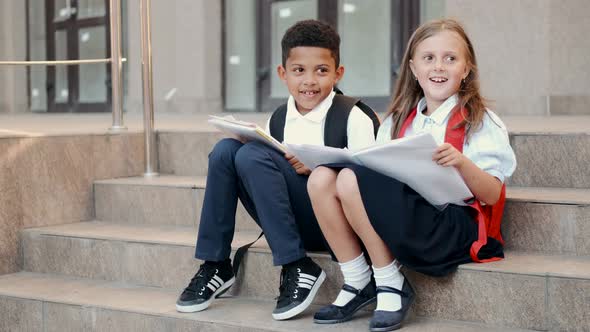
[{"left": 281, "top": 19, "right": 340, "bottom": 67}]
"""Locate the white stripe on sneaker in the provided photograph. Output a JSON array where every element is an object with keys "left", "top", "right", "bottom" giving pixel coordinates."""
[
  {"left": 209, "top": 278, "right": 221, "bottom": 289},
  {"left": 213, "top": 275, "right": 224, "bottom": 285},
  {"left": 298, "top": 279, "right": 315, "bottom": 287},
  {"left": 299, "top": 273, "right": 317, "bottom": 281}
]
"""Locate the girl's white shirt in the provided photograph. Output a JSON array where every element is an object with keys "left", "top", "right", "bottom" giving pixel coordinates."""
[{"left": 377, "top": 94, "right": 517, "bottom": 183}]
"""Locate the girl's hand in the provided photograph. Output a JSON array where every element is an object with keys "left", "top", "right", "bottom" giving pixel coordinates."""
[
  {"left": 285, "top": 153, "right": 312, "bottom": 175},
  {"left": 433, "top": 143, "right": 466, "bottom": 168}
]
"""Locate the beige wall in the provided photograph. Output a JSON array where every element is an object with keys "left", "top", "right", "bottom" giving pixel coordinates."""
[
  {"left": 0, "top": 0, "right": 27, "bottom": 113},
  {"left": 548, "top": 0, "right": 590, "bottom": 115},
  {"left": 1, "top": 1, "right": 588, "bottom": 115},
  {"left": 446, "top": 0, "right": 590, "bottom": 115},
  {"left": 125, "top": 0, "right": 223, "bottom": 114}
]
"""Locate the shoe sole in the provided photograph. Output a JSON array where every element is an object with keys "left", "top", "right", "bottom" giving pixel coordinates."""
[
  {"left": 313, "top": 296, "right": 376, "bottom": 324},
  {"left": 175, "top": 276, "right": 235, "bottom": 313},
  {"left": 272, "top": 270, "right": 326, "bottom": 321}
]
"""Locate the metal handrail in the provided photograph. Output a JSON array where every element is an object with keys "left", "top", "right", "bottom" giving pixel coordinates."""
[
  {"left": 140, "top": 0, "right": 158, "bottom": 177},
  {"left": 0, "top": 59, "right": 126, "bottom": 66},
  {"left": 109, "top": 0, "right": 125, "bottom": 132}
]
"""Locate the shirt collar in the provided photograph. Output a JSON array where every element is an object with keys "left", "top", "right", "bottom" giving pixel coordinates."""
[
  {"left": 286, "top": 91, "right": 336, "bottom": 123},
  {"left": 416, "top": 94, "right": 459, "bottom": 125}
]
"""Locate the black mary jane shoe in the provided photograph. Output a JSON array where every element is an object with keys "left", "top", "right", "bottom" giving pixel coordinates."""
[
  {"left": 313, "top": 281, "right": 376, "bottom": 324},
  {"left": 369, "top": 277, "right": 415, "bottom": 332}
]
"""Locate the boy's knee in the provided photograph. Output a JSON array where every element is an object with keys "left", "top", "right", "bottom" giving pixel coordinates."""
[
  {"left": 209, "top": 138, "right": 242, "bottom": 165},
  {"left": 234, "top": 142, "right": 269, "bottom": 174},
  {"left": 307, "top": 167, "right": 337, "bottom": 196},
  {"left": 335, "top": 168, "right": 359, "bottom": 200}
]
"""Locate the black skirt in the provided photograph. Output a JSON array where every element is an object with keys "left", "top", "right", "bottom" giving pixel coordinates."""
[{"left": 324, "top": 163, "right": 503, "bottom": 277}]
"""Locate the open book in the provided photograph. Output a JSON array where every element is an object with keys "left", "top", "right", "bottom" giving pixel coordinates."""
[
  {"left": 208, "top": 115, "right": 286, "bottom": 153},
  {"left": 285, "top": 133, "right": 473, "bottom": 206}
]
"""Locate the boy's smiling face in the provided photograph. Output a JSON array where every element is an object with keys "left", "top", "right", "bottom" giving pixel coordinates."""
[{"left": 278, "top": 46, "right": 344, "bottom": 115}]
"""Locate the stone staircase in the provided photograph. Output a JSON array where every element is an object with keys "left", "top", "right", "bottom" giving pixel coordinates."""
[{"left": 0, "top": 116, "right": 589, "bottom": 331}]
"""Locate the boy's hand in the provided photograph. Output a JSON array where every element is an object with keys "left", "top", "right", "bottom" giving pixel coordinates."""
[
  {"left": 433, "top": 143, "right": 466, "bottom": 168},
  {"left": 285, "top": 153, "right": 312, "bottom": 175}
]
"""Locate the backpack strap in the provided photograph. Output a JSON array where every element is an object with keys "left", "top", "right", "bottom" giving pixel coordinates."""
[
  {"left": 355, "top": 100, "right": 381, "bottom": 138},
  {"left": 269, "top": 104, "right": 288, "bottom": 143},
  {"left": 324, "top": 94, "right": 358, "bottom": 148},
  {"left": 232, "top": 231, "right": 264, "bottom": 277},
  {"left": 324, "top": 94, "right": 380, "bottom": 148}
]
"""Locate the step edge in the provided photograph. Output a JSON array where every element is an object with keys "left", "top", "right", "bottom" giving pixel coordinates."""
[{"left": 22, "top": 223, "right": 590, "bottom": 280}]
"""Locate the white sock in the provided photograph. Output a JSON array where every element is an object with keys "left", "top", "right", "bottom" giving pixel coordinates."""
[
  {"left": 373, "top": 260, "right": 404, "bottom": 311},
  {"left": 332, "top": 253, "right": 372, "bottom": 306}
]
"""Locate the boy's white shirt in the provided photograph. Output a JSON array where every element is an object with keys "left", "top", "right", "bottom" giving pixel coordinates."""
[
  {"left": 378, "top": 94, "right": 517, "bottom": 183},
  {"left": 265, "top": 91, "right": 376, "bottom": 151}
]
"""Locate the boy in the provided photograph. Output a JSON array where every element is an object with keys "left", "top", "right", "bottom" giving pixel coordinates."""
[{"left": 176, "top": 19, "right": 377, "bottom": 320}]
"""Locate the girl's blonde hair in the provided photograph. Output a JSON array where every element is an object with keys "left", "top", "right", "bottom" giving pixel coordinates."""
[{"left": 386, "top": 19, "right": 486, "bottom": 140}]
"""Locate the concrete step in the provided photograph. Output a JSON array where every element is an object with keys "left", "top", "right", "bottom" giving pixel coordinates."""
[
  {"left": 95, "top": 175, "right": 590, "bottom": 255},
  {"left": 21, "top": 222, "right": 590, "bottom": 331},
  {"left": 94, "top": 175, "right": 258, "bottom": 231},
  {"left": 504, "top": 186, "right": 590, "bottom": 255},
  {"left": 155, "top": 116, "right": 590, "bottom": 188},
  {"left": 0, "top": 272, "right": 533, "bottom": 332},
  {"left": 157, "top": 131, "right": 224, "bottom": 177}
]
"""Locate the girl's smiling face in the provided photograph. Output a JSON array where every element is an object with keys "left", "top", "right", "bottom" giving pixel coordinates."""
[{"left": 409, "top": 30, "right": 470, "bottom": 114}]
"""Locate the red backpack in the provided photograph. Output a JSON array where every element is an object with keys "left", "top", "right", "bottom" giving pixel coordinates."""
[{"left": 399, "top": 106, "right": 505, "bottom": 263}]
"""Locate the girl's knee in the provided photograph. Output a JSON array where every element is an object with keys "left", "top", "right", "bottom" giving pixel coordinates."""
[
  {"left": 307, "top": 167, "right": 337, "bottom": 196},
  {"left": 335, "top": 168, "right": 360, "bottom": 200}
]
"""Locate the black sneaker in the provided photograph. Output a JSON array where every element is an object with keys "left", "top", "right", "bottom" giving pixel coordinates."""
[
  {"left": 176, "top": 260, "right": 235, "bottom": 313},
  {"left": 272, "top": 257, "right": 326, "bottom": 320}
]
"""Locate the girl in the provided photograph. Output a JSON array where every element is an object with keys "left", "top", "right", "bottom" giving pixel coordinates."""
[{"left": 307, "top": 19, "right": 516, "bottom": 331}]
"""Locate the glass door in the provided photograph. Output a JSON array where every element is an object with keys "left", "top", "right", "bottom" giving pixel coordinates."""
[
  {"left": 46, "top": 0, "right": 111, "bottom": 112},
  {"left": 225, "top": 0, "right": 419, "bottom": 113}
]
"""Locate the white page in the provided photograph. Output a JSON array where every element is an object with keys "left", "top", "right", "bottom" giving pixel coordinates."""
[
  {"left": 353, "top": 133, "right": 473, "bottom": 206},
  {"left": 208, "top": 116, "right": 286, "bottom": 152},
  {"left": 284, "top": 143, "right": 356, "bottom": 169}
]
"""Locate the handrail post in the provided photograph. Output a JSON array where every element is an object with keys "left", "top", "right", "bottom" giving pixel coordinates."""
[
  {"left": 109, "top": 0, "right": 126, "bottom": 132},
  {"left": 140, "top": 0, "right": 158, "bottom": 177}
]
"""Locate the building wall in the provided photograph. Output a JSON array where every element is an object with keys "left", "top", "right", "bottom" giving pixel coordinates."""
[
  {"left": 547, "top": 0, "right": 590, "bottom": 115},
  {"left": 125, "top": 0, "right": 223, "bottom": 114},
  {"left": 1, "top": 1, "right": 589, "bottom": 115},
  {"left": 0, "top": 0, "right": 27, "bottom": 113},
  {"left": 446, "top": 0, "right": 590, "bottom": 115}
]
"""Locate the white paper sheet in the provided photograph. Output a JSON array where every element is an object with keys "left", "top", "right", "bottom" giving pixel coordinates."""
[
  {"left": 354, "top": 133, "right": 472, "bottom": 206},
  {"left": 287, "top": 133, "right": 473, "bottom": 206},
  {"left": 284, "top": 143, "right": 357, "bottom": 169},
  {"left": 208, "top": 115, "right": 286, "bottom": 152}
]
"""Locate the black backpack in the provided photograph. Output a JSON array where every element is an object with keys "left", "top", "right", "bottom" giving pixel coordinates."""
[{"left": 268, "top": 90, "right": 380, "bottom": 147}]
